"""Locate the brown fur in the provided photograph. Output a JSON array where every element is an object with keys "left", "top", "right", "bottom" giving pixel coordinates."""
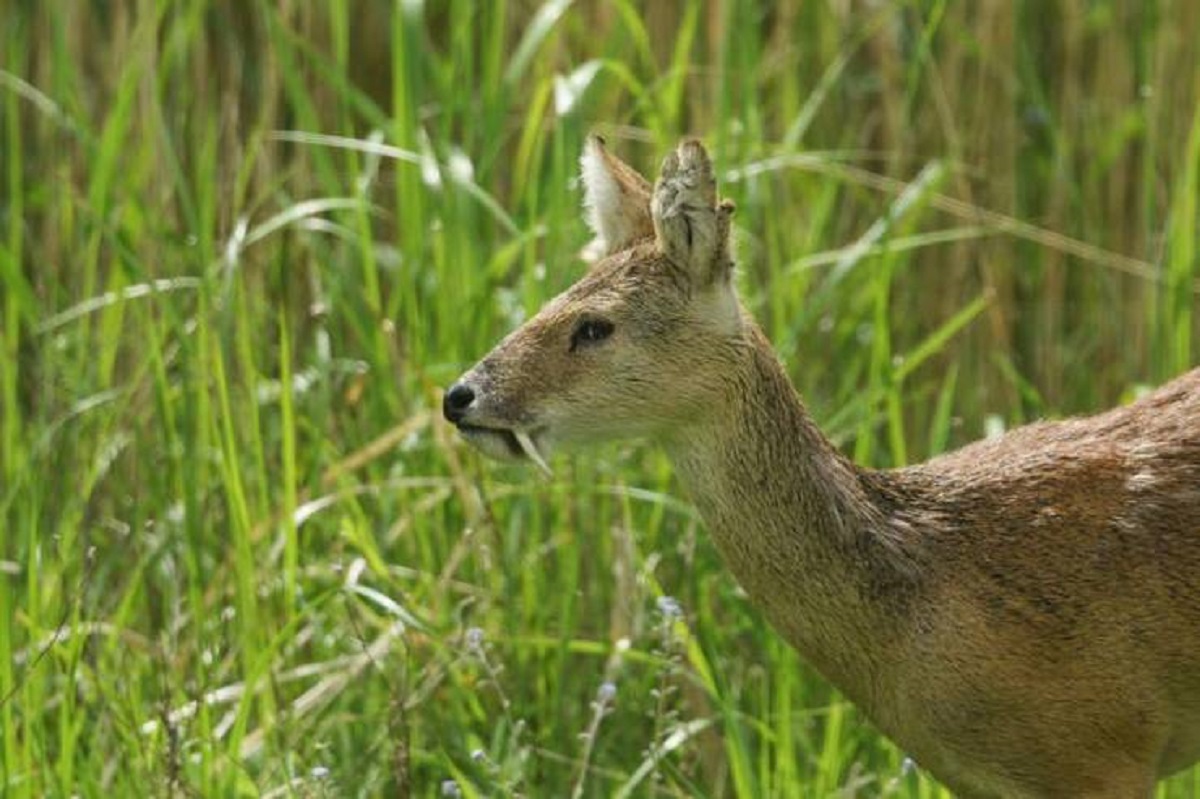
[{"left": 445, "top": 137, "right": 1200, "bottom": 797}]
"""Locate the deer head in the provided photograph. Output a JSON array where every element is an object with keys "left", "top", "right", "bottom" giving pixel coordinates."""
[{"left": 443, "top": 137, "right": 740, "bottom": 473}]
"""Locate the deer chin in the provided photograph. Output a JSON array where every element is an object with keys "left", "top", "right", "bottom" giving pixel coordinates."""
[{"left": 456, "top": 423, "right": 553, "bottom": 478}]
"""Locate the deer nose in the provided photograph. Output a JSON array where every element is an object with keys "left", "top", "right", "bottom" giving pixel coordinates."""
[{"left": 443, "top": 382, "right": 476, "bottom": 423}]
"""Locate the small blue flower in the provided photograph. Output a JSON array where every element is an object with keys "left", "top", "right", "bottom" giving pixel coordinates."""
[
  {"left": 656, "top": 596, "right": 682, "bottom": 619},
  {"left": 441, "top": 778, "right": 462, "bottom": 797},
  {"left": 597, "top": 681, "right": 617, "bottom": 703},
  {"left": 465, "top": 626, "right": 485, "bottom": 650}
]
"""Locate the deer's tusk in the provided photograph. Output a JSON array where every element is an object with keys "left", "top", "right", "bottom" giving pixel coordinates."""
[{"left": 514, "top": 430, "right": 552, "bottom": 479}]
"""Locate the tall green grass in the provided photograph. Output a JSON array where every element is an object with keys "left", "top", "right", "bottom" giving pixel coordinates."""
[{"left": 2, "top": 1, "right": 1198, "bottom": 795}]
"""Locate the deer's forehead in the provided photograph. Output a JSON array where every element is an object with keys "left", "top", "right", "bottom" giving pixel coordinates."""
[{"left": 561, "top": 255, "right": 683, "bottom": 307}]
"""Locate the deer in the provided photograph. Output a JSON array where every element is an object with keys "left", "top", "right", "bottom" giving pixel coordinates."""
[{"left": 441, "top": 135, "right": 1200, "bottom": 797}]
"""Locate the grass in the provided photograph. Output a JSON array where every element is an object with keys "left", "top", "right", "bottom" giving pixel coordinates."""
[{"left": 2, "top": 1, "right": 1199, "bottom": 795}]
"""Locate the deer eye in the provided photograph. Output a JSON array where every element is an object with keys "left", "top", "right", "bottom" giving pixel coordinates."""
[{"left": 570, "top": 318, "right": 614, "bottom": 351}]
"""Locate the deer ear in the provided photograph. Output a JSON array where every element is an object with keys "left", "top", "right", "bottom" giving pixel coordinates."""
[
  {"left": 651, "top": 139, "right": 735, "bottom": 286},
  {"left": 580, "top": 135, "right": 653, "bottom": 262}
]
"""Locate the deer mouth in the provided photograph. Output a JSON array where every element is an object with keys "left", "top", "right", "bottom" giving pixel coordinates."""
[
  {"left": 455, "top": 423, "right": 552, "bottom": 477},
  {"left": 457, "top": 423, "right": 523, "bottom": 458}
]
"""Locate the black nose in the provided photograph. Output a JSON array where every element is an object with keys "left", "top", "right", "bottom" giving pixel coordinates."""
[{"left": 443, "top": 382, "right": 476, "bottom": 423}]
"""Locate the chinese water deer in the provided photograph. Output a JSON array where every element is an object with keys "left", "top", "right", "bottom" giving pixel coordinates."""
[{"left": 443, "top": 136, "right": 1200, "bottom": 797}]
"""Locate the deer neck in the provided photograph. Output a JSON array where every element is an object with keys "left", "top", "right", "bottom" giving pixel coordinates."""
[{"left": 663, "top": 325, "right": 919, "bottom": 715}]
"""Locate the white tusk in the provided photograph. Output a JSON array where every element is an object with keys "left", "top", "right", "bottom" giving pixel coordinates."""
[{"left": 513, "top": 430, "right": 552, "bottom": 479}]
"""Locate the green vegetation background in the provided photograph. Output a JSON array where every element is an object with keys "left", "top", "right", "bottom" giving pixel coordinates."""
[{"left": 2, "top": 1, "right": 1198, "bottom": 796}]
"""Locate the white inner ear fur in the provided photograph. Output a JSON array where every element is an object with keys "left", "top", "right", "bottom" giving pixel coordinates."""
[
  {"left": 580, "top": 138, "right": 650, "bottom": 258},
  {"left": 581, "top": 139, "right": 621, "bottom": 248}
]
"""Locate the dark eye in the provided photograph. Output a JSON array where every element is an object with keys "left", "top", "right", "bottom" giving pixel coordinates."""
[{"left": 570, "top": 318, "right": 614, "bottom": 351}]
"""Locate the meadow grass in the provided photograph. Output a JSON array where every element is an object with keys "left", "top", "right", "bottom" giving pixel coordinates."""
[{"left": 2, "top": 1, "right": 1199, "bottom": 796}]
